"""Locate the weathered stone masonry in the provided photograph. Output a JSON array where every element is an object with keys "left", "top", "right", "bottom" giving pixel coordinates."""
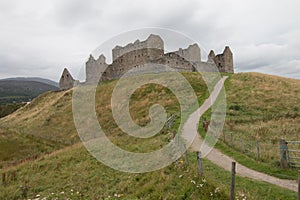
[{"left": 59, "top": 34, "right": 234, "bottom": 89}]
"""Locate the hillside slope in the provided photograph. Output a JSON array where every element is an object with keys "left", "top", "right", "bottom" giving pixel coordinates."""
[
  {"left": 0, "top": 72, "right": 299, "bottom": 199},
  {"left": 223, "top": 73, "right": 300, "bottom": 161},
  {"left": 0, "top": 73, "right": 208, "bottom": 166}
]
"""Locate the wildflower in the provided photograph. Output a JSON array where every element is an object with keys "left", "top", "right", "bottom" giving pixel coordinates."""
[
  {"left": 199, "top": 184, "right": 203, "bottom": 187},
  {"left": 210, "top": 192, "right": 213, "bottom": 196},
  {"left": 202, "top": 178, "right": 206, "bottom": 183},
  {"left": 36, "top": 195, "right": 41, "bottom": 197},
  {"left": 215, "top": 187, "right": 220, "bottom": 193},
  {"left": 190, "top": 180, "right": 196, "bottom": 184},
  {"left": 178, "top": 175, "right": 183, "bottom": 178},
  {"left": 60, "top": 191, "right": 64, "bottom": 194}
]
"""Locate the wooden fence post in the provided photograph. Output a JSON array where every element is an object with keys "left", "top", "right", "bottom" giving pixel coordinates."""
[
  {"left": 230, "top": 162, "right": 236, "bottom": 200},
  {"left": 298, "top": 170, "right": 300, "bottom": 200},
  {"left": 197, "top": 151, "right": 203, "bottom": 176},
  {"left": 279, "top": 139, "right": 288, "bottom": 168},
  {"left": 241, "top": 140, "right": 245, "bottom": 154},
  {"left": 184, "top": 144, "right": 189, "bottom": 166},
  {"left": 256, "top": 141, "right": 260, "bottom": 160}
]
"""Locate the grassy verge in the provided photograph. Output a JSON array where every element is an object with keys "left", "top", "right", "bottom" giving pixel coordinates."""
[{"left": 0, "top": 145, "right": 297, "bottom": 200}]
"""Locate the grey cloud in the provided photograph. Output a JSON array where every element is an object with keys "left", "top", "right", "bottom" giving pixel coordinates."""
[{"left": 0, "top": 0, "right": 299, "bottom": 81}]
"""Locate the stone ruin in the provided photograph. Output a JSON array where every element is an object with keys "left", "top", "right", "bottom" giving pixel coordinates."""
[{"left": 59, "top": 34, "right": 234, "bottom": 90}]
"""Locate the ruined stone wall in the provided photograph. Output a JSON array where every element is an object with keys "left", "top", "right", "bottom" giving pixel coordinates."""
[
  {"left": 102, "top": 48, "right": 164, "bottom": 80},
  {"left": 155, "top": 53, "right": 195, "bottom": 72},
  {"left": 173, "top": 44, "right": 201, "bottom": 63},
  {"left": 112, "top": 34, "right": 164, "bottom": 61},
  {"left": 81, "top": 35, "right": 234, "bottom": 87}
]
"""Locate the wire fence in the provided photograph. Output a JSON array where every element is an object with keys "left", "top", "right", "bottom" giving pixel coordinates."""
[
  {"left": 221, "top": 132, "right": 280, "bottom": 163},
  {"left": 286, "top": 141, "right": 300, "bottom": 168}
]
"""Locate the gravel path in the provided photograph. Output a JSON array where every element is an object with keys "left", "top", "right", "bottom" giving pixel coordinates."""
[{"left": 183, "top": 76, "right": 298, "bottom": 192}]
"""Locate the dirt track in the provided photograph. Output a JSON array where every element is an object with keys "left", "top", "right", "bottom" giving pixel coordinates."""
[{"left": 183, "top": 76, "right": 298, "bottom": 192}]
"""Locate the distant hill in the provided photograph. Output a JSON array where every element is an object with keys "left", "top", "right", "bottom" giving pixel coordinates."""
[
  {"left": 4, "top": 77, "right": 59, "bottom": 87},
  {"left": 0, "top": 79, "right": 59, "bottom": 104}
]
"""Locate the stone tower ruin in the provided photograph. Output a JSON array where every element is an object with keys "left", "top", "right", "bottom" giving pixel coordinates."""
[
  {"left": 208, "top": 46, "right": 234, "bottom": 73},
  {"left": 59, "top": 68, "right": 79, "bottom": 90}
]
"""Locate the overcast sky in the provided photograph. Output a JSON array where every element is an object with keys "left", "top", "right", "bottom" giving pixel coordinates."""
[{"left": 0, "top": 0, "right": 299, "bottom": 81}]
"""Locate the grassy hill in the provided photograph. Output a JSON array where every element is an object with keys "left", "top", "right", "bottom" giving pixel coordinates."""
[
  {"left": 225, "top": 73, "right": 300, "bottom": 142},
  {"left": 224, "top": 73, "right": 300, "bottom": 161},
  {"left": 0, "top": 72, "right": 299, "bottom": 199},
  {"left": 0, "top": 73, "right": 208, "bottom": 167},
  {"left": 197, "top": 72, "right": 300, "bottom": 179},
  {"left": 0, "top": 80, "right": 59, "bottom": 104}
]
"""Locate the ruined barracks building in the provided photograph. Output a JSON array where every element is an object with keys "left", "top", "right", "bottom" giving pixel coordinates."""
[{"left": 59, "top": 34, "right": 234, "bottom": 90}]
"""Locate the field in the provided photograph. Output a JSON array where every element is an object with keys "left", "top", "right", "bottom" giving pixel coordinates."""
[{"left": 0, "top": 72, "right": 299, "bottom": 199}]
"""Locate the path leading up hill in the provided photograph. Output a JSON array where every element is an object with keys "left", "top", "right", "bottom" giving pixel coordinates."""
[{"left": 183, "top": 76, "right": 298, "bottom": 192}]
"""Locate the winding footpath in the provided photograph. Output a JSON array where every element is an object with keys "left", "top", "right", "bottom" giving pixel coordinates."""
[{"left": 183, "top": 76, "right": 298, "bottom": 192}]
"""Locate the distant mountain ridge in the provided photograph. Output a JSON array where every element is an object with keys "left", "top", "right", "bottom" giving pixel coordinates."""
[
  {"left": 3, "top": 77, "right": 59, "bottom": 87},
  {"left": 0, "top": 78, "right": 59, "bottom": 104}
]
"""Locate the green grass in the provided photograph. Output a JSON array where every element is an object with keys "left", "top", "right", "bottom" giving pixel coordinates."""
[
  {"left": 199, "top": 72, "right": 300, "bottom": 180},
  {"left": 215, "top": 142, "right": 298, "bottom": 180},
  {"left": 0, "top": 72, "right": 299, "bottom": 199},
  {"left": 0, "top": 144, "right": 297, "bottom": 199},
  {"left": 0, "top": 72, "right": 209, "bottom": 164},
  {"left": 0, "top": 144, "right": 228, "bottom": 200}
]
